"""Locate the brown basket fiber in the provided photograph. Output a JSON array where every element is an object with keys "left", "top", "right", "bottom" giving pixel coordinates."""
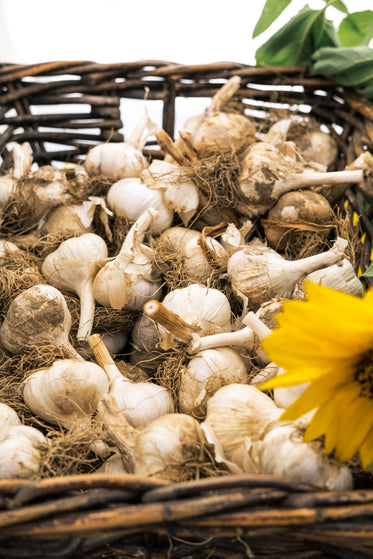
[{"left": 1, "top": 60, "right": 373, "bottom": 558}]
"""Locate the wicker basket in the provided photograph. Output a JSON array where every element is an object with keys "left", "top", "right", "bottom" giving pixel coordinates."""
[{"left": 1, "top": 60, "right": 373, "bottom": 559}]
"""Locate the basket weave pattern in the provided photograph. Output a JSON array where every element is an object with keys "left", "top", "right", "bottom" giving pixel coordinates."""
[{"left": 1, "top": 61, "right": 373, "bottom": 558}]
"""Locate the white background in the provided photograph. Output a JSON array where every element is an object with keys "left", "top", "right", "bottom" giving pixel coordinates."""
[{"left": 0, "top": 0, "right": 372, "bottom": 65}]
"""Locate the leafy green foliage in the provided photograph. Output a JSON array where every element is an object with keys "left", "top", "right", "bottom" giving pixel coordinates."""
[
  {"left": 255, "top": 6, "right": 338, "bottom": 66},
  {"left": 362, "top": 262, "right": 373, "bottom": 278},
  {"left": 254, "top": 0, "right": 373, "bottom": 100},
  {"left": 312, "top": 46, "right": 373, "bottom": 99},
  {"left": 252, "top": 0, "right": 293, "bottom": 39},
  {"left": 338, "top": 11, "right": 373, "bottom": 47}
]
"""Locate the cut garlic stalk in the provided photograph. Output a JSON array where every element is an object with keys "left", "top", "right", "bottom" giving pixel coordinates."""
[
  {"left": 84, "top": 114, "right": 149, "bottom": 179},
  {"left": 42, "top": 233, "right": 108, "bottom": 341},
  {"left": 0, "top": 284, "right": 82, "bottom": 359},
  {"left": 227, "top": 237, "right": 348, "bottom": 310},
  {"left": 20, "top": 359, "right": 109, "bottom": 429},
  {"left": 93, "top": 208, "right": 162, "bottom": 311},
  {"left": 89, "top": 334, "right": 173, "bottom": 428}
]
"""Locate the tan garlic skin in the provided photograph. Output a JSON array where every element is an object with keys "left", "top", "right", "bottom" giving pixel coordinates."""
[
  {"left": 0, "top": 284, "right": 79, "bottom": 358},
  {"left": 290, "top": 130, "right": 338, "bottom": 169},
  {"left": 263, "top": 190, "right": 333, "bottom": 251}
]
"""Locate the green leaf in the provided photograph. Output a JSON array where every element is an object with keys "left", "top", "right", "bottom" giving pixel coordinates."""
[
  {"left": 362, "top": 262, "right": 373, "bottom": 277},
  {"left": 338, "top": 11, "right": 373, "bottom": 47},
  {"left": 311, "top": 46, "right": 373, "bottom": 99},
  {"left": 255, "top": 6, "right": 339, "bottom": 66},
  {"left": 326, "top": 0, "right": 349, "bottom": 15},
  {"left": 252, "top": 0, "right": 294, "bottom": 39}
]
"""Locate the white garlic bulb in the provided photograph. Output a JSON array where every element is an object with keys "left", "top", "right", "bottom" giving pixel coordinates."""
[
  {"left": 93, "top": 208, "right": 162, "bottom": 311},
  {"left": 0, "top": 403, "right": 46, "bottom": 479},
  {"left": 42, "top": 196, "right": 112, "bottom": 236},
  {"left": 42, "top": 233, "right": 108, "bottom": 340},
  {"left": 98, "top": 395, "right": 206, "bottom": 481},
  {"left": 20, "top": 358, "right": 109, "bottom": 429},
  {"left": 0, "top": 424, "right": 46, "bottom": 479},
  {"left": 173, "top": 76, "right": 255, "bottom": 158},
  {"left": 148, "top": 159, "right": 199, "bottom": 225},
  {"left": 84, "top": 114, "right": 149, "bottom": 179},
  {"left": 178, "top": 347, "right": 250, "bottom": 415},
  {"left": 160, "top": 283, "right": 232, "bottom": 338},
  {"left": 250, "top": 424, "right": 352, "bottom": 490},
  {"left": 202, "top": 384, "right": 282, "bottom": 473},
  {"left": 89, "top": 334, "right": 173, "bottom": 429},
  {"left": 299, "top": 258, "right": 363, "bottom": 297},
  {"left": 0, "top": 284, "right": 82, "bottom": 359},
  {"left": 157, "top": 226, "right": 228, "bottom": 282},
  {"left": 107, "top": 172, "right": 173, "bottom": 236},
  {"left": 227, "top": 237, "right": 348, "bottom": 310}
]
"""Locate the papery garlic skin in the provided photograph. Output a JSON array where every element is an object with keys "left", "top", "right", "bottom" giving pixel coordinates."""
[
  {"left": 0, "top": 284, "right": 81, "bottom": 359},
  {"left": 298, "top": 258, "right": 363, "bottom": 297},
  {"left": 20, "top": 359, "right": 109, "bottom": 429},
  {"left": 0, "top": 402, "right": 21, "bottom": 434},
  {"left": 227, "top": 237, "right": 347, "bottom": 310},
  {"left": 93, "top": 208, "right": 162, "bottom": 311},
  {"left": 130, "top": 413, "right": 206, "bottom": 480},
  {"left": 84, "top": 115, "right": 149, "bottom": 180},
  {"left": 148, "top": 159, "right": 199, "bottom": 225},
  {"left": 202, "top": 384, "right": 282, "bottom": 473},
  {"left": 158, "top": 226, "right": 228, "bottom": 282},
  {"left": 178, "top": 347, "right": 249, "bottom": 415},
  {"left": 250, "top": 424, "right": 352, "bottom": 490},
  {"left": 160, "top": 284, "right": 232, "bottom": 338},
  {"left": 0, "top": 425, "right": 46, "bottom": 479},
  {"left": 0, "top": 173, "right": 16, "bottom": 209},
  {"left": 42, "top": 233, "right": 108, "bottom": 340},
  {"left": 107, "top": 177, "right": 173, "bottom": 236}
]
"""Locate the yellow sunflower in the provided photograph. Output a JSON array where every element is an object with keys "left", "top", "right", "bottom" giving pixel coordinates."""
[{"left": 259, "top": 280, "right": 373, "bottom": 469}]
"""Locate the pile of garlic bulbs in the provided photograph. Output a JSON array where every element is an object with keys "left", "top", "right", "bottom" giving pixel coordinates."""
[{"left": 0, "top": 76, "right": 369, "bottom": 490}]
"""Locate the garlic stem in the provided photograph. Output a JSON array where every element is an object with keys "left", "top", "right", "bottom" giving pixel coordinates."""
[
  {"left": 285, "top": 236, "right": 348, "bottom": 277},
  {"left": 147, "top": 119, "right": 188, "bottom": 165},
  {"left": 117, "top": 207, "right": 159, "bottom": 260},
  {"left": 126, "top": 113, "right": 149, "bottom": 148},
  {"left": 77, "top": 279, "right": 97, "bottom": 341},
  {"left": 208, "top": 76, "right": 241, "bottom": 114},
  {"left": 273, "top": 169, "right": 363, "bottom": 198},
  {"left": 242, "top": 312, "right": 272, "bottom": 340},
  {"left": 88, "top": 334, "right": 127, "bottom": 384},
  {"left": 143, "top": 300, "right": 196, "bottom": 343},
  {"left": 189, "top": 327, "right": 254, "bottom": 354}
]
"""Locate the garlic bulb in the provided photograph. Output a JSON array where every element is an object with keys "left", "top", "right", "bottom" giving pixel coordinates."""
[
  {"left": 0, "top": 402, "right": 21, "bottom": 431},
  {"left": 89, "top": 334, "right": 173, "bottom": 428},
  {"left": 202, "top": 384, "right": 282, "bottom": 472},
  {"left": 0, "top": 423, "right": 46, "bottom": 479},
  {"left": 42, "top": 233, "right": 108, "bottom": 341},
  {"left": 20, "top": 358, "right": 109, "bottom": 429},
  {"left": 262, "top": 190, "right": 333, "bottom": 251},
  {"left": 0, "top": 239, "right": 19, "bottom": 263},
  {"left": 107, "top": 172, "right": 173, "bottom": 236},
  {"left": 151, "top": 284, "right": 232, "bottom": 348},
  {"left": 173, "top": 76, "right": 255, "bottom": 158},
  {"left": 84, "top": 114, "right": 149, "bottom": 179},
  {"left": 238, "top": 142, "right": 363, "bottom": 217},
  {"left": 227, "top": 237, "right": 348, "bottom": 310},
  {"left": 249, "top": 423, "right": 352, "bottom": 490},
  {"left": 148, "top": 159, "right": 199, "bottom": 225},
  {"left": 93, "top": 208, "right": 162, "bottom": 311},
  {"left": 0, "top": 173, "right": 16, "bottom": 209},
  {"left": 298, "top": 258, "right": 363, "bottom": 297},
  {"left": 178, "top": 347, "right": 250, "bottom": 415},
  {"left": 42, "top": 196, "right": 112, "bottom": 236},
  {"left": 157, "top": 226, "right": 228, "bottom": 282},
  {"left": 0, "top": 284, "right": 82, "bottom": 359},
  {"left": 98, "top": 395, "right": 206, "bottom": 481}
]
